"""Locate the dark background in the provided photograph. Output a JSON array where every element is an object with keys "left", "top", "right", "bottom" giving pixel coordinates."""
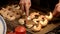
[
  {"left": 31, "top": 0, "right": 59, "bottom": 11},
  {"left": 0, "top": 0, "right": 59, "bottom": 11}
]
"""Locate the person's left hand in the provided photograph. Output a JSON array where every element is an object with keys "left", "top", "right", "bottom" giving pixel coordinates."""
[{"left": 53, "top": 3, "right": 60, "bottom": 17}]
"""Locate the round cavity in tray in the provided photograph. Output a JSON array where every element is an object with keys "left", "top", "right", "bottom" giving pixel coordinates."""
[
  {"left": 16, "top": 13, "right": 19, "bottom": 15},
  {"left": 10, "top": 15, "right": 13, "bottom": 17}
]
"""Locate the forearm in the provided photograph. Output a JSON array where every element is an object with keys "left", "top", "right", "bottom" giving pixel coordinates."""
[
  {"left": 53, "top": 7, "right": 60, "bottom": 17},
  {"left": 53, "top": 8, "right": 57, "bottom": 17},
  {"left": 52, "top": 3, "right": 60, "bottom": 17}
]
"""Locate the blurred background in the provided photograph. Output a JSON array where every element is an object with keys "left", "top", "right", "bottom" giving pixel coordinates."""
[{"left": 0, "top": 0, "right": 59, "bottom": 11}]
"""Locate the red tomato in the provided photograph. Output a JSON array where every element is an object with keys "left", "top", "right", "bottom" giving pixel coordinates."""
[{"left": 15, "top": 26, "right": 26, "bottom": 34}]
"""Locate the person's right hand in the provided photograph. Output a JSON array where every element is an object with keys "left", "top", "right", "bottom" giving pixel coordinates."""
[
  {"left": 19, "top": 0, "right": 31, "bottom": 24},
  {"left": 19, "top": 0, "right": 31, "bottom": 14}
]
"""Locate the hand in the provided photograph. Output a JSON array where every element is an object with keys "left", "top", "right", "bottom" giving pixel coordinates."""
[
  {"left": 55, "top": 3, "right": 60, "bottom": 12},
  {"left": 19, "top": 0, "right": 31, "bottom": 16},
  {"left": 53, "top": 3, "right": 60, "bottom": 17},
  {"left": 19, "top": 0, "right": 31, "bottom": 24}
]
